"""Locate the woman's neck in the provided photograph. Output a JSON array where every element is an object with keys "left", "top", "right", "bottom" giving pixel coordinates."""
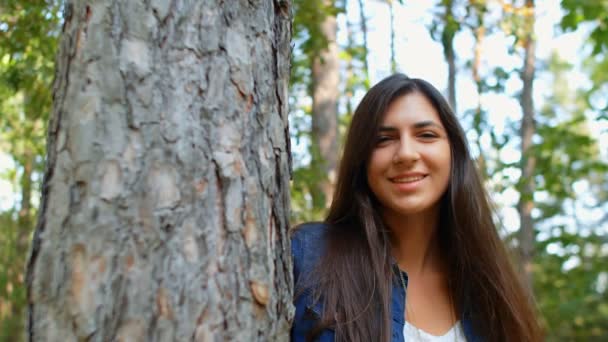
[{"left": 383, "top": 207, "right": 444, "bottom": 277}]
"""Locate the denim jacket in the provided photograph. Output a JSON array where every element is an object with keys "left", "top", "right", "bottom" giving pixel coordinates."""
[{"left": 291, "top": 222, "right": 481, "bottom": 342}]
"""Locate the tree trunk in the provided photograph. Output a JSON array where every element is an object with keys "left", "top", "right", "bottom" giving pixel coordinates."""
[
  {"left": 311, "top": 1, "right": 339, "bottom": 210},
  {"left": 357, "top": 0, "right": 370, "bottom": 86},
  {"left": 389, "top": 0, "right": 397, "bottom": 73},
  {"left": 345, "top": 20, "right": 355, "bottom": 119},
  {"left": 518, "top": 0, "right": 536, "bottom": 291},
  {"left": 443, "top": 0, "right": 457, "bottom": 113},
  {"left": 26, "top": 1, "right": 293, "bottom": 341},
  {"left": 18, "top": 148, "right": 34, "bottom": 249},
  {"left": 471, "top": 2, "right": 487, "bottom": 179},
  {"left": 446, "top": 46, "right": 456, "bottom": 113}
]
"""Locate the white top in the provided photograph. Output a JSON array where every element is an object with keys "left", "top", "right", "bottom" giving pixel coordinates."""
[{"left": 403, "top": 321, "right": 467, "bottom": 342}]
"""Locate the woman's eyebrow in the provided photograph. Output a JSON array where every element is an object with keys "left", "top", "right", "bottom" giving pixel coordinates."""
[
  {"left": 378, "top": 126, "right": 398, "bottom": 132},
  {"left": 413, "top": 120, "right": 443, "bottom": 129},
  {"left": 379, "top": 121, "right": 443, "bottom": 131}
]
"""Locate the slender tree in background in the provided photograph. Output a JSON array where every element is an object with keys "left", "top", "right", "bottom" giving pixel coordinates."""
[
  {"left": 0, "top": 1, "right": 60, "bottom": 339},
  {"left": 377, "top": 0, "right": 404, "bottom": 74},
  {"left": 388, "top": 0, "right": 398, "bottom": 73},
  {"left": 430, "top": 0, "right": 460, "bottom": 113},
  {"left": 26, "top": 1, "right": 292, "bottom": 341},
  {"left": 311, "top": 0, "right": 340, "bottom": 210},
  {"left": 468, "top": 0, "right": 488, "bottom": 179},
  {"left": 436, "top": 0, "right": 459, "bottom": 113},
  {"left": 343, "top": 0, "right": 377, "bottom": 118},
  {"left": 444, "top": 0, "right": 457, "bottom": 113},
  {"left": 357, "top": 0, "right": 370, "bottom": 85},
  {"left": 499, "top": 0, "right": 539, "bottom": 289},
  {"left": 344, "top": 20, "right": 356, "bottom": 118},
  {"left": 516, "top": 0, "right": 537, "bottom": 290},
  {"left": 290, "top": 0, "right": 342, "bottom": 218},
  {"left": 341, "top": 0, "right": 376, "bottom": 156}
]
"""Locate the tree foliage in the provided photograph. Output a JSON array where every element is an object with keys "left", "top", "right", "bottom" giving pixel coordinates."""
[{"left": 560, "top": 0, "right": 608, "bottom": 56}]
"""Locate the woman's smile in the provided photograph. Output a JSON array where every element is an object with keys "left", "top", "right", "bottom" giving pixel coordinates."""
[{"left": 389, "top": 173, "right": 428, "bottom": 191}]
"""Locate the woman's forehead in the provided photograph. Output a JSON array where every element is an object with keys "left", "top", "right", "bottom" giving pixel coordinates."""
[{"left": 379, "top": 92, "right": 443, "bottom": 127}]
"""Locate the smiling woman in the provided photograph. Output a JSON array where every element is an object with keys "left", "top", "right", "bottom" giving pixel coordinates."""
[{"left": 290, "top": 74, "right": 543, "bottom": 342}]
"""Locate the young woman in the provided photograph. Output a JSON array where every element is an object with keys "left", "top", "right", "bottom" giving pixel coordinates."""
[{"left": 290, "top": 74, "right": 542, "bottom": 342}]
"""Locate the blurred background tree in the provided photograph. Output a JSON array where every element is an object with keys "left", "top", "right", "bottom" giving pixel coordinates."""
[
  {"left": 0, "top": 0, "right": 61, "bottom": 339},
  {"left": 1, "top": 0, "right": 607, "bottom": 340}
]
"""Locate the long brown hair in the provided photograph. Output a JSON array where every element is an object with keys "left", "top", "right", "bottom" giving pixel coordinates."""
[{"left": 297, "top": 74, "right": 542, "bottom": 341}]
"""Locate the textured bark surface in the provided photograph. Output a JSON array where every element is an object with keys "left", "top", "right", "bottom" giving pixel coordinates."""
[
  {"left": 311, "top": 3, "right": 339, "bottom": 209},
  {"left": 518, "top": 0, "right": 536, "bottom": 291},
  {"left": 26, "top": 1, "right": 293, "bottom": 341}
]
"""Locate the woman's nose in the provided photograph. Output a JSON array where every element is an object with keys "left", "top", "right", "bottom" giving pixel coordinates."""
[{"left": 392, "top": 137, "right": 420, "bottom": 165}]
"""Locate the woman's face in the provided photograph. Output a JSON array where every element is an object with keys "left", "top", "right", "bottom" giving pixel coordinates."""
[{"left": 366, "top": 92, "right": 451, "bottom": 219}]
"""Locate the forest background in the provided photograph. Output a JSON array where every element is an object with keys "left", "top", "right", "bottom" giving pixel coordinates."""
[{"left": 0, "top": 0, "right": 607, "bottom": 340}]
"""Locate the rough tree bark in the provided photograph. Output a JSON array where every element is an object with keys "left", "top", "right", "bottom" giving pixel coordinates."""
[
  {"left": 26, "top": 1, "right": 293, "bottom": 341},
  {"left": 311, "top": 0, "right": 339, "bottom": 209},
  {"left": 518, "top": 0, "right": 536, "bottom": 291}
]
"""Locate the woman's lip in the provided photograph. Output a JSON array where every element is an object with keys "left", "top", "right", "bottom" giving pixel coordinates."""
[
  {"left": 390, "top": 175, "right": 427, "bottom": 191},
  {"left": 390, "top": 174, "right": 428, "bottom": 183}
]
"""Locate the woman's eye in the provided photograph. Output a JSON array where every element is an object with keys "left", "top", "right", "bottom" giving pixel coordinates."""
[
  {"left": 419, "top": 132, "right": 438, "bottom": 139},
  {"left": 375, "top": 136, "right": 393, "bottom": 145}
]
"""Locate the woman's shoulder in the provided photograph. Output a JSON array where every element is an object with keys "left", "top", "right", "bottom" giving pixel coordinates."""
[
  {"left": 290, "top": 221, "right": 330, "bottom": 283},
  {"left": 290, "top": 222, "right": 335, "bottom": 341},
  {"left": 290, "top": 221, "right": 329, "bottom": 244}
]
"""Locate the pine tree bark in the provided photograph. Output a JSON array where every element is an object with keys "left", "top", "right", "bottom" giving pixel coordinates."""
[
  {"left": 26, "top": 1, "right": 293, "bottom": 341},
  {"left": 518, "top": 0, "right": 536, "bottom": 291},
  {"left": 311, "top": 1, "right": 339, "bottom": 209}
]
